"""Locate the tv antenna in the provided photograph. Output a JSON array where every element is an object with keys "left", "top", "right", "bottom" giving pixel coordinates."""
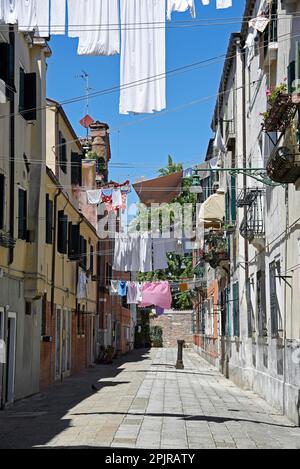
[{"left": 76, "top": 71, "right": 93, "bottom": 136}]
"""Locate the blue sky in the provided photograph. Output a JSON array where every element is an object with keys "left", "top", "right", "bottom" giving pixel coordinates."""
[{"left": 47, "top": 1, "right": 245, "bottom": 188}]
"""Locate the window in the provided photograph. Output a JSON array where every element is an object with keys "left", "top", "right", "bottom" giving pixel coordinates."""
[
  {"left": 18, "top": 188, "right": 27, "bottom": 240},
  {"left": 45, "top": 194, "right": 53, "bottom": 244},
  {"left": 0, "top": 174, "right": 4, "bottom": 230},
  {"left": 269, "top": 260, "right": 281, "bottom": 337},
  {"left": 59, "top": 132, "right": 67, "bottom": 174},
  {"left": 80, "top": 236, "right": 87, "bottom": 270},
  {"left": 71, "top": 152, "right": 82, "bottom": 185},
  {"left": 25, "top": 302, "right": 32, "bottom": 316},
  {"left": 233, "top": 282, "right": 240, "bottom": 337},
  {"left": 0, "top": 41, "right": 15, "bottom": 99},
  {"left": 19, "top": 68, "right": 37, "bottom": 121},
  {"left": 57, "top": 210, "right": 68, "bottom": 254},
  {"left": 90, "top": 245, "right": 94, "bottom": 275},
  {"left": 68, "top": 223, "right": 80, "bottom": 261},
  {"left": 257, "top": 271, "right": 267, "bottom": 336}
]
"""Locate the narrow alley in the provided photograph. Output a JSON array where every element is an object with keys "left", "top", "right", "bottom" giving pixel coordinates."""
[{"left": 0, "top": 349, "right": 299, "bottom": 450}]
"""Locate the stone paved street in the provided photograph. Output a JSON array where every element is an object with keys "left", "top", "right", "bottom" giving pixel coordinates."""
[{"left": 0, "top": 348, "right": 300, "bottom": 449}]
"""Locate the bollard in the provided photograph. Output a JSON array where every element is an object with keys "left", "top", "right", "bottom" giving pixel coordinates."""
[{"left": 176, "top": 340, "right": 185, "bottom": 369}]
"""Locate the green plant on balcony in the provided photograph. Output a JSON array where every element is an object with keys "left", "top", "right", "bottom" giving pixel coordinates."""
[{"left": 262, "top": 83, "right": 298, "bottom": 132}]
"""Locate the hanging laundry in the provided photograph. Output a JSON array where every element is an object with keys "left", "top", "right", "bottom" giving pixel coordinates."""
[
  {"left": 153, "top": 238, "right": 169, "bottom": 271},
  {"left": 216, "top": 0, "right": 232, "bottom": 9},
  {"left": 77, "top": 0, "right": 120, "bottom": 56},
  {"left": 120, "top": 0, "right": 166, "bottom": 115},
  {"left": 118, "top": 280, "right": 127, "bottom": 297},
  {"left": 127, "top": 282, "right": 142, "bottom": 305},
  {"left": 249, "top": 16, "right": 270, "bottom": 33},
  {"left": 121, "top": 192, "right": 127, "bottom": 213},
  {"left": 140, "top": 282, "right": 172, "bottom": 309},
  {"left": 86, "top": 189, "right": 102, "bottom": 205},
  {"left": 179, "top": 283, "right": 189, "bottom": 293},
  {"left": 140, "top": 234, "right": 153, "bottom": 273},
  {"left": 17, "top": 0, "right": 37, "bottom": 32},
  {"left": 245, "top": 30, "right": 257, "bottom": 68},
  {"left": 51, "top": 0, "right": 66, "bottom": 35},
  {"left": 112, "top": 188, "right": 123, "bottom": 209},
  {"left": 3, "top": 0, "right": 18, "bottom": 23},
  {"left": 0, "top": 79, "right": 6, "bottom": 104},
  {"left": 167, "top": 0, "right": 196, "bottom": 21},
  {"left": 67, "top": 0, "right": 82, "bottom": 38},
  {"left": 130, "top": 235, "right": 141, "bottom": 272},
  {"left": 110, "top": 280, "right": 119, "bottom": 296},
  {"left": 102, "top": 193, "right": 113, "bottom": 213},
  {"left": 183, "top": 168, "right": 193, "bottom": 178},
  {"left": 36, "top": 0, "right": 50, "bottom": 37},
  {"left": 0, "top": 0, "right": 4, "bottom": 23},
  {"left": 0, "top": 339, "right": 6, "bottom": 364},
  {"left": 155, "top": 306, "right": 165, "bottom": 316},
  {"left": 201, "top": 0, "right": 210, "bottom": 5},
  {"left": 77, "top": 270, "right": 87, "bottom": 299}
]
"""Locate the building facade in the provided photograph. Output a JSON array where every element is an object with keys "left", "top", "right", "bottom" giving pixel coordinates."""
[
  {"left": 194, "top": 0, "right": 300, "bottom": 426},
  {"left": 0, "top": 25, "right": 50, "bottom": 406}
]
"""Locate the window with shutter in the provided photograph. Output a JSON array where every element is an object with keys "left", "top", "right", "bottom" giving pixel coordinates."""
[
  {"left": 288, "top": 61, "right": 296, "bottom": 94},
  {"left": 233, "top": 282, "right": 240, "bottom": 337},
  {"left": 19, "top": 69, "right": 37, "bottom": 121},
  {"left": 0, "top": 42, "right": 15, "bottom": 99},
  {"left": 90, "top": 245, "right": 94, "bottom": 275},
  {"left": 68, "top": 223, "right": 80, "bottom": 261},
  {"left": 59, "top": 132, "right": 67, "bottom": 174},
  {"left": 231, "top": 176, "right": 237, "bottom": 223},
  {"left": 45, "top": 194, "right": 53, "bottom": 244},
  {"left": 0, "top": 174, "right": 4, "bottom": 230},
  {"left": 71, "top": 152, "right": 82, "bottom": 185},
  {"left": 18, "top": 188, "right": 27, "bottom": 240},
  {"left": 57, "top": 211, "right": 68, "bottom": 254}
]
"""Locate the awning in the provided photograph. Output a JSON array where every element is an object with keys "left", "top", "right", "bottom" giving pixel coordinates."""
[
  {"left": 199, "top": 192, "right": 225, "bottom": 229},
  {"left": 133, "top": 171, "right": 183, "bottom": 206}
]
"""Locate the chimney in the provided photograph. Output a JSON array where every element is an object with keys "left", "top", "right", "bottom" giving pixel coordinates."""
[{"left": 89, "top": 121, "right": 111, "bottom": 163}]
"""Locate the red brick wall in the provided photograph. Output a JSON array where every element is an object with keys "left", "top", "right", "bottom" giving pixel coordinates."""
[{"left": 150, "top": 310, "right": 194, "bottom": 348}]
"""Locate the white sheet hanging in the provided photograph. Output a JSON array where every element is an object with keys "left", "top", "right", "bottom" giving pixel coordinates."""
[
  {"left": 77, "top": 0, "right": 120, "bottom": 56},
  {"left": 216, "top": 0, "right": 232, "bottom": 9},
  {"left": 119, "top": 0, "right": 166, "bottom": 115},
  {"left": 167, "top": 0, "right": 196, "bottom": 21},
  {"left": 3, "top": 0, "right": 18, "bottom": 24},
  {"left": 35, "top": 0, "right": 49, "bottom": 37},
  {"left": 0, "top": 0, "right": 5, "bottom": 23},
  {"left": 51, "top": 0, "right": 66, "bottom": 35},
  {"left": 17, "top": 0, "right": 37, "bottom": 32},
  {"left": 0, "top": 79, "right": 7, "bottom": 104},
  {"left": 67, "top": 0, "right": 82, "bottom": 37}
]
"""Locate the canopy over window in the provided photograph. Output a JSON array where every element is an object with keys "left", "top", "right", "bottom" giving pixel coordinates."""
[{"left": 133, "top": 172, "right": 183, "bottom": 206}]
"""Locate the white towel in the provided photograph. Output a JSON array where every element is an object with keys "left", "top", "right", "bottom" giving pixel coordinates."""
[
  {"left": 86, "top": 189, "right": 102, "bottom": 205},
  {"left": 36, "top": 0, "right": 49, "bottom": 37},
  {"left": 17, "top": 0, "right": 37, "bottom": 32},
  {"left": 140, "top": 234, "right": 153, "bottom": 273},
  {"left": 112, "top": 188, "right": 122, "bottom": 209},
  {"left": 0, "top": 79, "right": 6, "bottom": 104},
  {"left": 67, "top": 0, "right": 83, "bottom": 37},
  {"left": 3, "top": 0, "right": 18, "bottom": 23},
  {"left": 51, "top": 0, "right": 66, "bottom": 35},
  {"left": 153, "top": 238, "right": 169, "bottom": 271},
  {"left": 0, "top": 0, "right": 5, "bottom": 22},
  {"left": 119, "top": 0, "right": 166, "bottom": 115},
  {"left": 201, "top": 0, "right": 210, "bottom": 4},
  {"left": 216, "top": 0, "right": 232, "bottom": 9},
  {"left": 77, "top": 0, "right": 120, "bottom": 56},
  {"left": 167, "top": 0, "right": 196, "bottom": 21}
]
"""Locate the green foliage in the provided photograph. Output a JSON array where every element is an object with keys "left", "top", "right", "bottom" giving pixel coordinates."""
[
  {"left": 150, "top": 326, "right": 163, "bottom": 347},
  {"left": 158, "top": 155, "right": 183, "bottom": 176}
]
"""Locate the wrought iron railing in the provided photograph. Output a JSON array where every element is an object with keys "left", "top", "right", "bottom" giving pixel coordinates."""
[{"left": 239, "top": 189, "right": 265, "bottom": 241}]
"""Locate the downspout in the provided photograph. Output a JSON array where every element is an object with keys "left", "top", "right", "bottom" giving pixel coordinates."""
[
  {"left": 51, "top": 189, "right": 61, "bottom": 317},
  {"left": 283, "top": 184, "right": 289, "bottom": 417},
  {"left": 8, "top": 26, "right": 15, "bottom": 265}
]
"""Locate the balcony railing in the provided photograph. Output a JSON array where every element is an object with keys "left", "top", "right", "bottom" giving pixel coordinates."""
[
  {"left": 262, "top": 93, "right": 297, "bottom": 132},
  {"left": 203, "top": 233, "right": 229, "bottom": 269},
  {"left": 0, "top": 231, "right": 16, "bottom": 249},
  {"left": 267, "top": 145, "right": 300, "bottom": 183},
  {"left": 239, "top": 189, "right": 265, "bottom": 242}
]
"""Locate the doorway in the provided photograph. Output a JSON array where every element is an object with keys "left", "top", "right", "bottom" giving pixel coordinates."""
[
  {"left": 6, "top": 313, "right": 17, "bottom": 404},
  {"left": 55, "top": 308, "right": 71, "bottom": 380}
]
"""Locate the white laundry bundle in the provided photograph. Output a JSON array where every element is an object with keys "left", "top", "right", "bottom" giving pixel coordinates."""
[
  {"left": 119, "top": 0, "right": 166, "bottom": 115},
  {"left": 76, "top": 0, "right": 120, "bottom": 56},
  {"left": 216, "top": 0, "right": 232, "bottom": 9},
  {"left": 17, "top": 0, "right": 37, "bottom": 32},
  {"left": 3, "top": 0, "right": 18, "bottom": 24},
  {"left": 167, "top": 0, "right": 196, "bottom": 21},
  {"left": 35, "top": 0, "right": 50, "bottom": 37},
  {"left": 51, "top": 0, "right": 66, "bottom": 35}
]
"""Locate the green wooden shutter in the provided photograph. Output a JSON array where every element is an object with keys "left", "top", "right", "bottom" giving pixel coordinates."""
[
  {"left": 233, "top": 282, "right": 240, "bottom": 337},
  {"left": 295, "top": 41, "right": 300, "bottom": 92},
  {"left": 18, "top": 189, "right": 27, "bottom": 240},
  {"left": 24, "top": 72, "right": 37, "bottom": 121},
  {"left": 90, "top": 245, "right": 94, "bottom": 275},
  {"left": 231, "top": 176, "right": 237, "bottom": 223},
  {"left": 19, "top": 68, "right": 25, "bottom": 114},
  {"left": 288, "top": 61, "right": 296, "bottom": 93},
  {"left": 57, "top": 211, "right": 67, "bottom": 254},
  {"left": 45, "top": 194, "right": 53, "bottom": 244}
]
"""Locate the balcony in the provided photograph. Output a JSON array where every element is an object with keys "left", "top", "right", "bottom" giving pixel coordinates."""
[
  {"left": 203, "top": 233, "right": 229, "bottom": 269},
  {"left": 239, "top": 189, "right": 265, "bottom": 246},
  {"left": 262, "top": 93, "right": 297, "bottom": 133},
  {"left": 267, "top": 146, "right": 300, "bottom": 184},
  {"left": 0, "top": 231, "right": 16, "bottom": 249}
]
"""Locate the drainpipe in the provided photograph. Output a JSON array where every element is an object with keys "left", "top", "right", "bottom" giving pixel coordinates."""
[
  {"left": 283, "top": 184, "right": 289, "bottom": 417},
  {"left": 51, "top": 189, "right": 61, "bottom": 317},
  {"left": 8, "top": 27, "right": 15, "bottom": 266}
]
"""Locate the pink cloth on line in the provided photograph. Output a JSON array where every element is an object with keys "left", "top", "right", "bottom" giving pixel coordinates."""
[{"left": 140, "top": 282, "right": 172, "bottom": 309}]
